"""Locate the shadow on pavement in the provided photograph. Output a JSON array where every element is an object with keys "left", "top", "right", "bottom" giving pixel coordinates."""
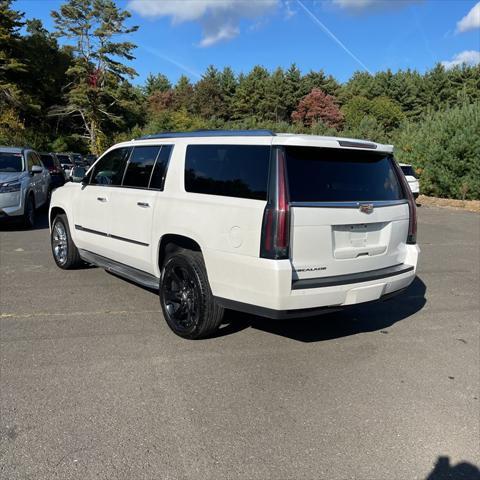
[
  {"left": 425, "top": 456, "right": 480, "bottom": 480},
  {"left": 217, "top": 276, "right": 427, "bottom": 342},
  {"left": 0, "top": 209, "right": 49, "bottom": 231}
]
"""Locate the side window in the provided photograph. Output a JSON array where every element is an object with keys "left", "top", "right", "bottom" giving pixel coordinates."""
[
  {"left": 90, "top": 147, "right": 130, "bottom": 186},
  {"left": 149, "top": 145, "right": 173, "bottom": 190},
  {"left": 184, "top": 145, "right": 270, "bottom": 200},
  {"left": 27, "top": 152, "right": 35, "bottom": 171},
  {"left": 122, "top": 146, "right": 160, "bottom": 188},
  {"left": 32, "top": 153, "right": 42, "bottom": 167}
]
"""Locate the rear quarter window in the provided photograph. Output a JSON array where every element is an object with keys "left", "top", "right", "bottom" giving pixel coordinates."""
[
  {"left": 185, "top": 145, "right": 270, "bottom": 200},
  {"left": 285, "top": 146, "right": 405, "bottom": 202}
]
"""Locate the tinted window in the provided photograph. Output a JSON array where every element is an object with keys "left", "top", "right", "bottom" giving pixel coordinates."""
[
  {"left": 400, "top": 165, "right": 416, "bottom": 178},
  {"left": 40, "top": 154, "right": 54, "bottom": 169},
  {"left": 185, "top": 145, "right": 270, "bottom": 200},
  {"left": 57, "top": 155, "right": 72, "bottom": 165},
  {"left": 285, "top": 146, "right": 404, "bottom": 202},
  {"left": 27, "top": 152, "right": 36, "bottom": 170},
  {"left": 149, "top": 145, "right": 173, "bottom": 190},
  {"left": 122, "top": 146, "right": 160, "bottom": 188},
  {"left": 90, "top": 147, "right": 130, "bottom": 186},
  {"left": 0, "top": 152, "right": 24, "bottom": 172}
]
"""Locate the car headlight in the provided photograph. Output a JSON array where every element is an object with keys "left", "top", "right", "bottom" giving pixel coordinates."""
[{"left": 0, "top": 182, "right": 21, "bottom": 193}]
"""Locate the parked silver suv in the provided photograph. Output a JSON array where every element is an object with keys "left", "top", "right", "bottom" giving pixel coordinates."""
[{"left": 0, "top": 146, "right": 51, "bottom": 228}]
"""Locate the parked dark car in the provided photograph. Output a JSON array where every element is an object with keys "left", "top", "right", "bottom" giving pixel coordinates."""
[
  {"left": 55, "top": 153, "right": 74, "bottom": 176},
  {"left": 39, "top": 153, "right": 66, "bottom": 189},
  {"left": 84, "top": 154, "right": 97, "bottom": 166}
]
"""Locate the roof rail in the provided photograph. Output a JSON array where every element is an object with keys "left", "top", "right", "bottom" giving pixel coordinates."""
[{"left": 135, "top": 129, "right": 277, "bottom": 140}]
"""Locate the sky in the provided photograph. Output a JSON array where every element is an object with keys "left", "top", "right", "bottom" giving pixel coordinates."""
[{"left": 15, "top": 0, "right": 480, "bottom": 85}]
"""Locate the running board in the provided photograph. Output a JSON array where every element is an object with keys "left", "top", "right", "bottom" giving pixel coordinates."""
[{"left": 78, "top": 249, "right": 159, "bottom": 290}]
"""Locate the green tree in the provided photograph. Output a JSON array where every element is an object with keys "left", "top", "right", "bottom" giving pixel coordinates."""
[
  {"left": 283, "top": 63, "right": 302, "bottom": 118},
  {"left": 342, "top": 96, "right": 405, "bottom": 133},
  {"left": 394, "top": 102, "right": 480, "bottom": 199},
  {"left": 232, "top": 65, "right": 270, "bottom": 121},
  {"left": 51, "top": 0, "right": 138, "bottom": 153},
  {"left": 0, "top": 0, "right": 28, "bottom": 111},
  {"left": 144, "top": 73, "right": 171, "bottom": 95},
  {"left": 172, "top": 75, "right": 194, "bottom": 112},
  {"left": 193, "top": 65, "right": 225, "bottom": 119}
]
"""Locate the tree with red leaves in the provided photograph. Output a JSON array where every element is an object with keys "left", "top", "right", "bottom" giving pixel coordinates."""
[{"left": 292, "top": 88, "right": 343, "bottom": 129}]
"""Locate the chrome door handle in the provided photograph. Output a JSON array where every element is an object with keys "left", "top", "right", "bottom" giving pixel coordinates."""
[
  {"left": 137, "top": 202, "right": 150, "bottom": 208},
  {"left": 97, "top": 197, "right": 107, "bottom": 202}
]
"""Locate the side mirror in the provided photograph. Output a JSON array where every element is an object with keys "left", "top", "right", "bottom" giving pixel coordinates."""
[
  {"left": 31, "top": 165, "right": 43, "bottom": 175},
  {"left": 81, "top": 176, "right": 89, "bottom": 185}
]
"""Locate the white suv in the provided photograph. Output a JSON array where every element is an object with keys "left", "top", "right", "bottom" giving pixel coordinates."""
[
  {"left": 1, "top": 146, "right": 51, "bottom": 228},
  {"left": 400, "top": 163, "right": 420, "bottom": 199},
  {"left": 49, "top": 130, "right": 420, "bottom": 339}
]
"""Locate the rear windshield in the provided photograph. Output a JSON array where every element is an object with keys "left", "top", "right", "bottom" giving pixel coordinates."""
[
  {"left": 400, "top": 165, "right": 416, "bottom": 178},
  {"left": 57, "top": 155, "right": 72, "bottom": 164},
  {"left": 0, "top": 152, "right": 24, "bottom": 172},
  {"left": 285, "top": 146, "right": 405, "bottom": 202},
  {"left": 40, "top": 154, "right": 54, "bottom": 168}
]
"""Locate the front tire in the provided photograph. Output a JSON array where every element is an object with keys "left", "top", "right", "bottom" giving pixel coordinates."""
[
  {"left": 159, "top": 249, "right": 224, "bottom": 339},
  {"left": 51, "top": 214, "right": 82, "bottom": 269},
  {"left": 22, "top": 195, "right": 35, "bottom": 229}
]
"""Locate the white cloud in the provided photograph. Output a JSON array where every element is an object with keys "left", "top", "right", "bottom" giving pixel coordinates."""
[
  {"left": 456, "top": 2, "right": 480, "bottom": 33},
  {"left": 127, "top": 0, "right": 278, "bottom": 46},
  {"left": 441, "top": 50, "right": 480, "bottom": 69},
  {"left": 332, "top": 0, "right": 422, "bottom": 12}
]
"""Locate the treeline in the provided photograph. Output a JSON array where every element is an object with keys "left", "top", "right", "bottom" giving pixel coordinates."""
[{"left": 1, "top": 0, "right": 479, "bottom": 199}]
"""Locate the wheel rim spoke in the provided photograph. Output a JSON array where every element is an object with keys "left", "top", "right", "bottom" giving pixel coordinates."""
[
  {"left": 52, "top": 222, "right": 68, "bottom": 263},
  {"left": 163, "top": 263, "right": 199, "bottom": 331}
]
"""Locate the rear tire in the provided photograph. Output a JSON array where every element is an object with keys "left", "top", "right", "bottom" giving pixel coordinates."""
[
  {"left": 22, "top": 194, "right": 35, "bottom": 229},
  {"left": 159, "top": 249, "right": 224, "bottom": 339},
  {"left": 51, "top": 214, "right": 82, "bottom": 269}
]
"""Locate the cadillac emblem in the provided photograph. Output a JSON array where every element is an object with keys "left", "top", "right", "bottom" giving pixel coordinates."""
[{"left": 359, "top": 203, "right": 374, "bottom": 214}]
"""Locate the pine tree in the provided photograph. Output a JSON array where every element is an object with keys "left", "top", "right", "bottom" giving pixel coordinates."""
[
  {"left": 0, "top": 0, "right": 27, "bottom": 109},
  {"left": 144, "top": 73, "right": 171, "bottom": 96},
  {"left": 193, "top": 65, "right": 224, "bottom": 119},
  {"left": 51, "top": 0, "right": 138, "bottom": 153}
]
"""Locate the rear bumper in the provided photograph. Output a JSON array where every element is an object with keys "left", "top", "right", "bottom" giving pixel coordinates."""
[
  {"left": 216, "top": 288, "right": 407, "bottom": 319},
  {"left": 208, "top": 244, "right": 420, "bottom": 316}
]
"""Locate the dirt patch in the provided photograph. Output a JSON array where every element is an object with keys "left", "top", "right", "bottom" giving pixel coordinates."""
[{"left": 418, "top": 195, "right": 480, "bottom": 213}]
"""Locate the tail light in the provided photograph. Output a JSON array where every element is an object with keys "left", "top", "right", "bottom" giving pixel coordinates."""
[
  {"left": 260, "top": 147, "right": 290, "bottom": 259},
  {"left": 393, "top": 160, "right": 417, "bottom": 244}
]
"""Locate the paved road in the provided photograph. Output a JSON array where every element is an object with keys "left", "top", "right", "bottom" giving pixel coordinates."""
[{"left": 1, "top": 206, "right": 479, "bottom": 480}]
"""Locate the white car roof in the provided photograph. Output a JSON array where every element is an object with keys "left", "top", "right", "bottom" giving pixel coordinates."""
[{"left": 113, "top": 130, "right": 394, "bottom": 154}]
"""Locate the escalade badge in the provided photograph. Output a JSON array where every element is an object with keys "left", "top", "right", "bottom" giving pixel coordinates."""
[{"left": 359, "top": 203, "right": 374, "bottom": 214}]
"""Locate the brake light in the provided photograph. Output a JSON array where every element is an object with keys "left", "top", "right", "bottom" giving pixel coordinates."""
[
  {"left": 394, "top": 160, "right": 417, "bottom": 244},
  {"left": 260, "top": 147, "right": 290, "bottom": 259}
]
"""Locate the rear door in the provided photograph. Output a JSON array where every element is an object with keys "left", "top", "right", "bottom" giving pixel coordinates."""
[
  {"left": 285, "top": 146, "right": 410, "bottom": 281},
  {"left": 107, "top": 144, "right": 173, "bottom": 274}
]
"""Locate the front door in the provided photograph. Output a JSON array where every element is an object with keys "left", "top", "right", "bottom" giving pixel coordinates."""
[{"left": 72, "top": 147, "right": 131, "bottom": 258}]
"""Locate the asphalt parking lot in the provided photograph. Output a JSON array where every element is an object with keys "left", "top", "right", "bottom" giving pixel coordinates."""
[{"left": 0, "top": 206, "right": 479, "bottom": 480}]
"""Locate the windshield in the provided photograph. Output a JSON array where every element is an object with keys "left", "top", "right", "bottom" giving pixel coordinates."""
[
  {"left": 285, "top": 146, "right": 405, "bottom": 202},
  {"left": 0, "top": 152, "right": 24, "bottom": 172},
  {"left": 400, "top": 165, "right": 417, "bottom": 178}
]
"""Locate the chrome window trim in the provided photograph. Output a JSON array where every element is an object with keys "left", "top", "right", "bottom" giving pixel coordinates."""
[{"left": 289, "top": 199, "right": 408, "bottom": 208}]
